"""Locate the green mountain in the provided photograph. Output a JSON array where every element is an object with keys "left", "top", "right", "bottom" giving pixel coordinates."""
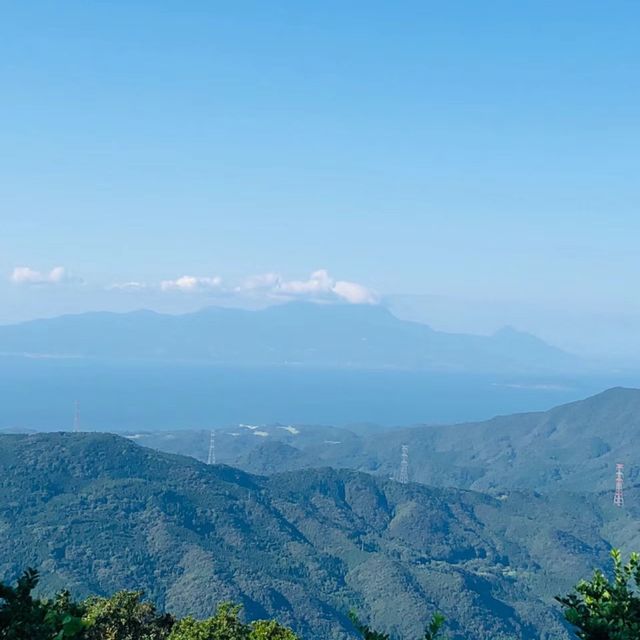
[
  {"left": 328, "top": 386, "right": 640, "bottom": 493},
  {"left": 140, "top": 387, "right": 638, "bottom": 495},
  {"left": 0, "top": 432, "right": 631, "bottom": 639}
]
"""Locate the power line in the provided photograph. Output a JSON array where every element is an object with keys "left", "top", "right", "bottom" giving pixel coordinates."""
[{"left": 73, "top": 400, "right": 80, "bottom": 433}]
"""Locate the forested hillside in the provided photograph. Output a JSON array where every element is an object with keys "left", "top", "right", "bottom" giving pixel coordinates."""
[
  {"left": 130, "top": 387, "right": 640, "bottom": 494},
  {"left": 0, "top": 432, "right": 631, "bottom": 639}
]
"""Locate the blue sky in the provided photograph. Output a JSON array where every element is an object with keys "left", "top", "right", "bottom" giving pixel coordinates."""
[{"left": 1, "top": 2, "right": 639, "bottom": 352}]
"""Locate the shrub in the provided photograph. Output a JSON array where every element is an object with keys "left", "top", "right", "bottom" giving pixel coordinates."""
[
  {"left": 0, "top": 569, "right": 85, "bottom": 640},
  {"left": 167, "top": 604, "right": 299, "bottom": 640},
  {"left": 83, "top": 590, "right": 174, "bottom": 640},
  {"left": 349, "top": 610, "right": 447, "bottom": 640},
  {"left": 557, "top": 549, "right": 640, "bottom": 640}
]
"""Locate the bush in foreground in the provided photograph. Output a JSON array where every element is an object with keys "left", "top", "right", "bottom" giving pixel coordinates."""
[
  {"left": 556, "top": 549, "right": 640, "bottom": 640},
  {"left": 0, "top": 571, "right": 297, "bottom": 640}
]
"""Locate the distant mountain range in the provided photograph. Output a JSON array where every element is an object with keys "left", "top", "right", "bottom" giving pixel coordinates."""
[
  {"left": 0, "top": 302, "right": 581, "bottom": 374},
  {"left": 125, "top": 387, "right": 640, "bottom": 494},
  {"left": 0, "top": 431, "right": 629, "bottom": 640}
]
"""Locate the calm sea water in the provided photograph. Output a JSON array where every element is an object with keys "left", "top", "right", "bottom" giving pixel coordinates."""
[{"left": 1, "top": 356, "right": 638, "bottom": 430}]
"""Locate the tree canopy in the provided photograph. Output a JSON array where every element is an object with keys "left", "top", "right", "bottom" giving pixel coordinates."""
[{"left": 0, "top": 571, "right": 297, "bottom": 640}]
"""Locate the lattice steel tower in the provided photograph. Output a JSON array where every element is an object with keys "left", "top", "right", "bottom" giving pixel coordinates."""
[
  {"left": 207, "top": 430, "right": 216, "bottom": 465},
  {"left": 73, "top": 400, "right": 80, "bottom": 433},
  {"left": 398, "top": 444, "right": 409, "bottom": 484},
  {"left": 614, "top": 463, "right": 624, "bottom": 507}
]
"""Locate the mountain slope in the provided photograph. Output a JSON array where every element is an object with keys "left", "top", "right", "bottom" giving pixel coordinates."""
[
  {"left": 0, "top": 302, "right": 580, "bottom": 373},
  {"left": 223, "top": 387, "right": 640, "bottom": 494},
  {"left": 0, "top": 432, "right": 627, "bottom": 639}
]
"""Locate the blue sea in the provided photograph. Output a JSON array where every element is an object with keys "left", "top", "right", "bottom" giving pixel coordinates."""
[{"left": 1, "top": 356, "right": 639, "bottom": 431}]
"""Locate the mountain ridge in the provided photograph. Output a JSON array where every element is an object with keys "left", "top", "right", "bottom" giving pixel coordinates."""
[
  {"left": 122, "top": 387, "right": 640, "bottom": 495},
  {"left": 0, "top": 431, "right": 626, "bottom": 639},
  {"left": 0, "top": 302, "right": 580, "bottom": 374}
]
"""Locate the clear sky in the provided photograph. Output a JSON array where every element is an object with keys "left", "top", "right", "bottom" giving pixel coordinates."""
[{"left": 1, "top": 2, "right": 639, "bottom": 352}]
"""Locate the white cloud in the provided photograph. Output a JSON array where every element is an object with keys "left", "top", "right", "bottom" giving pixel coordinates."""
[
  {"left": 108, "top": 281, "right": 148, "bottom": 291},
  {"left": 240, "top": 269, "right": 378, "bottom": 305},
  {"left": 10, "top": 266, "right": 73, "bottom": 285},
  {"left": 22, "top": 267, "right": 374, "bottom": 305},
  {"left": 278, "top": 269, "right": 334, "bottom": 297},
  {"left": 332, "top": 279, "right": 378, "bottom": 304},
  {"left": 160, "top": 275, "right": 223, "bottom": 293}
]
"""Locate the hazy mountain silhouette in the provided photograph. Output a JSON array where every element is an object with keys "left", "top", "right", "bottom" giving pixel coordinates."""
[{"left": 0, "top": 302, "right": 580, "bottom": 373}]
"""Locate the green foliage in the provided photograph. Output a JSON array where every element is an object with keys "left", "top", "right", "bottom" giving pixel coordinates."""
[
  {"left": 0, "top": 574, "right": 300, "bottom": 640},
  {"left": 0, "top": 569, "right": 85, "bottom": 640},
  {"left": 167, "top": 604, "right": 298, "bottom": 640},
  {"left": 349, "top": 610, "right": 447, "bottom": 640},
  {"left": 83, "top": 591, "right": 174, "bottom": 640},
  {"left": 423, "top": 613, "right": 447, "bottom": 640},
  {"left": 168, "top": 604, "right": 248, "bottom": 640},
  {"left": 248, "top": 619, "right": 299, "bottom": 640},
  {"left": 557, "top": 549, "right": 640, "bottom": 640},
  {"left": 348, "top": 611, "right": 390, "bottom": 640},
  {"left": 46, "top": 592, "right": 87, "bottom": 640}
]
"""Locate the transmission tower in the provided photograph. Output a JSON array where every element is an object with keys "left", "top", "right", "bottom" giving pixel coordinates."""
[
  {"left": 398, "top": 444, "right": 409, "bottom": 484},
  {"left": 73, "top": 400, "right": 80, "bottom": 433},
  {"left": 614, "top": 463, "right": 624, "bottom": 507},
  {"left": 207, "top": 430, "right": 216, "bottom": 465}
]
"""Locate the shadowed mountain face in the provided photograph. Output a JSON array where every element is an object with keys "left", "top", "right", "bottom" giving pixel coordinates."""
[
  {"left": 0, "top": 431, "right": 630, "bottom": 640},
  {"left": 0, "top": 302, "right": 580, "bottom": 374},
  {"left": 127, "top": 387, "right": 640, "bottom": 494}
]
